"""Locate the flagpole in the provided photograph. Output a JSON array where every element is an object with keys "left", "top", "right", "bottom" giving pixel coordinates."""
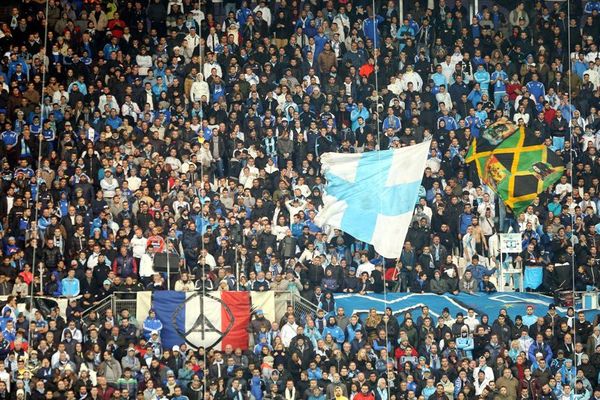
[
  {"left": 372, "top": 1, "right": 391, "bottom": 393},
  {"left": 167, "top": 240, "right": 171, "bottom": 290},
  {"left": 566, "top": 0, "right": 578, "bottom": 374},
  {"left": 27, "top": 0, "right": 50, "bottom": 350},
  {"left": 235, "top": 246, "right": 240, "bottom": 291},
  {"left": 197, "top": 1, "right": 207, "bottom": 397}
]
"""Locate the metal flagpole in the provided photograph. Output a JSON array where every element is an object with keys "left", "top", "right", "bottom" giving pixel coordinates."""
[
  {"left": 27, "top": 0, "right": 51, "bottom": 349},
  {"left": 399, "top": 0, "right": 403, "bottom": 23},
  {"left": 372, "top": 2, "right": 391, "bottom": 394},
  {"left": 566, "top": 0, "right": 578, "bottom": 374},
  {"left": 499, "top": 239, "right": 504, "bottom": 289},
  {"left": 235, "top": 246, "right": 240, "bottom": 291},
  {"left": 167, "top": 239, "right": 171, "bottom": 289},
  {"left": 196, "top": 0, "right": 208, "bottom": 398}
]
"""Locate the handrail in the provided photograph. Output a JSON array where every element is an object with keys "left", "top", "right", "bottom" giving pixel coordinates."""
[
  {"left": 289, "top": 292, "right": 319, "bottom": 325},
  {"left": 291, "top": 292, "right": 319, "bottom": 310},
  {"left": 81, "top": 294, "right": 113, "bottom": 320}
]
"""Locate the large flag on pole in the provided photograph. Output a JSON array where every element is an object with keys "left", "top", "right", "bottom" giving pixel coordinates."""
[
  {"left": 315, "top": 141, "right": 430, "bottom": 258},
  {"left": 466, "top": 118, "right": 564, "bottom": 216}
]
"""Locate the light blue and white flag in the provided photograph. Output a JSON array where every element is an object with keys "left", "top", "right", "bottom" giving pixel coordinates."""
[{"left": 315, "top": 141, "right": 430, "bottom": 258}]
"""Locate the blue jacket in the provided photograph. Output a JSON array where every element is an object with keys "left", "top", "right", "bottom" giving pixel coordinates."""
[
  {"left": 574, "top": 61, "right": 588, "bottom": 78},
  {"left": 396, "top": 25, "right": 416, "bottom": 50},
  {"left": 362, "top": 16, "right": 384, "bottom": 47},
  {"left": 322, "top": 325, "right": 345, "bottom": 344},
  {"left": 467, "top": 88, "right": 482, "bottom": 105},
  {"left": 459, "top": 213, "right": 473, "bottom": 234},
  {"left": 466, "top": 115, "right": 483, "bottom": 138},
  {"left": 313, "top": 34, "right": 328, "bottom": 58},
  {"left": 456, "top": 337, "right": 474, "bottom": 359},
  {"left": 7, "top": 59, "right": 28, "bottom": 82},
  {"left": 584, "top": 1, "right": 600, "bottom": 13},
  {"left": 350, "top": 106, "right": 370, "bottom": 131},
  {"left": 491, "top": 71, "right": 508, "bottom": 92},
  {"left": 250, "top": 376, "right": 264, "bottom": 400},
  {"left": 438, "top": 115, "right": 458, "bottom": 131},
  {"left": 474, "top": 70, "right": 491, "bottom": 93},
  {"left": 236, "top": 7, "right": 252, "bottom": 26},
  {"left": 528, "top": 341, "right": 553, "bottom": 365},
  {"left": 432, "top": 72, "right": 447, "bottom": 88},
  {"left": 345, "top": 323, "right": 363, "bottom": 343},
  {"left": 560, "top": 362, "right": 576, "bottom": 385},
  {"left": 466, "top": 263, "right": 495, "bottom": 284},
  {"left": 1, "top": 130, "right": 19, "bottom": 147},
  {"left": 382, "top": 115, "right": 402, "bottom": 133},
  {"left": 103, "top": 43, "right": 119, "bottom": 59},
  {"left": 143, "top": 317, "right": 163, "bottom": 338},
  {"left": 307, "top": 367, "right": 323, "bottom": 380},
  {"left": 526, "top": 81, "right": 546, "bottom": 103},
  {"left": 305, "top": 326, "right": 322, "bottom": 348}
]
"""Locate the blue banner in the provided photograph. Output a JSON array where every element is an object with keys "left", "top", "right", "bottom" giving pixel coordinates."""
[
  {"left": 334, "top": 292, "right": 579, "bottom": 320},
  {"left": 151, "top": 291, "right": 186, "bottom": 348}
]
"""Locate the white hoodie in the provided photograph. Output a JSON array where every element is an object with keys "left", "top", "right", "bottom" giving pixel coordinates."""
[{"left": 190, "top": 74, "right": 210, "bottom": 103}]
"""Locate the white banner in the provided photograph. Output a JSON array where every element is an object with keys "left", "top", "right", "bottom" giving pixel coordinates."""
[
  {"left": 250, "top": 291, "right": 276, "bottom": 322},
  {"left": 136, "top": 291, "right": 152, "bottom": 323},
  {"left": 500, "top": 233, "right": 522, "bottom": 253}
]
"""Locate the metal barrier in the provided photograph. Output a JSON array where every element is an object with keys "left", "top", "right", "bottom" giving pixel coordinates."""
[
  {"left": 114, "top": 295, "right": 138, "bottom": 318},
  {"left": 290, "top": 292, "right": 318, "bottom": 325},
  {"left": 80, "top": 292, "right": 140, "bottom": 325},
  {"left": 82, "top": 295, "right": 113, "bottom": 326},
  {"left": 498, "top": 259, "right": 524, "bottom": 292}
]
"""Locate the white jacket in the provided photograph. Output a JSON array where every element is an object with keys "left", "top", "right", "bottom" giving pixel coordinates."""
[
  {"left": 400, "top": 71, "right": 423, "bottom": 91},
  {"left": 190, "top": 79, "right": 210, "bottom": 102},
  {"left": 139, "top": 253, "right": 156, "bottom": 278},
  {"left": 131, "top": 235, "right": 148, "bottom": 258},
  {"left": 435, "top": 92, "right": 453, "bottom": 109}
]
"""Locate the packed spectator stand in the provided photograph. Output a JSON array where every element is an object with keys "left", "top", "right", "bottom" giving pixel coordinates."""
[{"left": 0, "top": 0, "right": 599, "bottom": 399}]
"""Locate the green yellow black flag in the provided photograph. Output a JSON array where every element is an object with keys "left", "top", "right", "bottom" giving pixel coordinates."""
[{"left": 466, "top": 118, "right": 565, "bottom": 216}]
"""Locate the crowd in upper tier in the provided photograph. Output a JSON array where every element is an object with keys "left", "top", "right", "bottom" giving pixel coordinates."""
[{"left": 0, "top": 0, "right": 600, "bottom": 398}]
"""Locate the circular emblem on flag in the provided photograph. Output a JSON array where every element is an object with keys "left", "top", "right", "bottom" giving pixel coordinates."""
[{"left": 171, "top": 292, "right": 235, "bottom": 349}]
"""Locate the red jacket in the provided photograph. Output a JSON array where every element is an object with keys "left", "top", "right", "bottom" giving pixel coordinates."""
[
  {"left": 395, "top": 346, "right": 418, "bottom": 364},
  {"left": 544, "top": 108, "right": 557, "bottom": 125},
  {"left": 359, "top": 63, "right": 374, "bottom": 78},
  {"left": 506, "top": 83, "right": 522, "bottom": 101},
  {"left": 354, "top": 392, "right": 375, "bottom": 400}
]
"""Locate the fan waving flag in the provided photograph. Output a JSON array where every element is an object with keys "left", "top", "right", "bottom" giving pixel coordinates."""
[
  {"left": 466, "top": 118, "right": 565, "bottom": 216},
  {"left": 315, "top": 141, "right": 430, "bottom": 258}
]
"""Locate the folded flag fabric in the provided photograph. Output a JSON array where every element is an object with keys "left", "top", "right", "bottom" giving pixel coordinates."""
[
  {"left": 315, "top": 141, "right": 430, "bottom": 259},
  {"left": 524, "top": 266, "right": 544, "bottom": 290},
  {"left": 466, "top": 119, "right": 564, "bottom": 216},
  {"left": 152, "top": 291, "right": 250, "bottom": 350}
]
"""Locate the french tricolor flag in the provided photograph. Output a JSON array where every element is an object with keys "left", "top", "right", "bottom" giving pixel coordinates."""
[{"left": 152, "top": 291, "right": 251, "bottom": 350}]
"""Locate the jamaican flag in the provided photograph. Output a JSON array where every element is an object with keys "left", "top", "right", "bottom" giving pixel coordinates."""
[{"left": 466, "top": 118, "right": 564, "bottom": 216}]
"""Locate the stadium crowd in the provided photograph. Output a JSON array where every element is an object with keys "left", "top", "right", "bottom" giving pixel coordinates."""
[{"left": 0, "top": 0, "right": 600, "bottom": 398}]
